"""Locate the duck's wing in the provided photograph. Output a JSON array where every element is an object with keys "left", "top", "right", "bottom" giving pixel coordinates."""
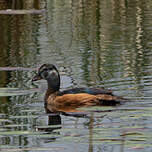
[{"left": 58, "top": 87, "right": 113, "bottom": 96}]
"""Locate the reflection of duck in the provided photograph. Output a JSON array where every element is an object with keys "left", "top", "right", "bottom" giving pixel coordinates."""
[
  {"left": 36, "top": 113, "right": 61, "bottom": 132},
  {"left": 32, "top": 64, "right": 127, "bottom": 113},
  {"left": 35, "top": 113, "right": 61, "bottom": 143}
]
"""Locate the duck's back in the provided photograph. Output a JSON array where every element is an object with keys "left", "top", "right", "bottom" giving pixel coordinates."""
[{"left": 58, "top": 87, "right": 113, "bottom": 96}]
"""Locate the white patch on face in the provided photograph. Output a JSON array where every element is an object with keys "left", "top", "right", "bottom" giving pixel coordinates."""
[{"left": 49, "top": 69, "right": 58, "bottom": 76}]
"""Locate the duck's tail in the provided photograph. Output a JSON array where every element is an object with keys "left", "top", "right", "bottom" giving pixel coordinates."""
[{"left": 96, "top": 94, "right": 129, "bottom": 106}]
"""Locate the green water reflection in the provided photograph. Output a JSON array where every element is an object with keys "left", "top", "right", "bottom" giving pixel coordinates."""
[{"left": 0, "top": 0, "right": 152, "bottom": 152}]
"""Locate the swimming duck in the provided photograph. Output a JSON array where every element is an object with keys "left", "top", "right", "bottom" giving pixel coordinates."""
[{"left": 32, "top": 64, "right": 127, "bottom": 112}]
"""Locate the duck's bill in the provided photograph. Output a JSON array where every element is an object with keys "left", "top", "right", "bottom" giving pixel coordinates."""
[{"left": 32, "top": 74, "right": 42, "bottom": 81}]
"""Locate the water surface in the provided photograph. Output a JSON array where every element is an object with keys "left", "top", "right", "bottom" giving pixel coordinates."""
[{"left": 1, "top": 0, "right": 152, "bottom": 152}]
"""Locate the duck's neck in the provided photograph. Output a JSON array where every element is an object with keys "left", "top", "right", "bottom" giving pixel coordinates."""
[{"left": 44, "top": 78, "right": 60, "bottom": 101}]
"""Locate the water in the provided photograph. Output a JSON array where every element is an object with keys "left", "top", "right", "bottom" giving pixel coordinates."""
[{"left": 0, "top": 0, "right": 152, "bottom": 151}]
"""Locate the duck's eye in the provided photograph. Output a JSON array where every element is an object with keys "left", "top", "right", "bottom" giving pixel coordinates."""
[
  {"left": 48, "top": 68, "right": 53, "bottom": 71},
  {"left": 41, "top": 69, "right": 49, "bottom": 78},
  {"left": 42, "top": 68, "right": 48, "bottom": 72}
]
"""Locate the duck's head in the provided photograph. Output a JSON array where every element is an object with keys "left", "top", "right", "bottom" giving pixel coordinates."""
[{"left": 32, "top": 64, "right": 60, "bottom": 92}]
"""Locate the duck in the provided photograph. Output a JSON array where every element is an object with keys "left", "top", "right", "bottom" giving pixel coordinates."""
[{"left": 32, "top": 64, "right": 127, "bottom": 112}]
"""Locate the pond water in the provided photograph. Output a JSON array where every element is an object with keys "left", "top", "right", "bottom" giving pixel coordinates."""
[{"left": 1, "top": 0, "right": 152, "bottom": 152}]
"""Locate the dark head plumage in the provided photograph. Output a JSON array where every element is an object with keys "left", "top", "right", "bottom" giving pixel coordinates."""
[{"left": 32, "top": 64, "right": 60, "bottom": 92}]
